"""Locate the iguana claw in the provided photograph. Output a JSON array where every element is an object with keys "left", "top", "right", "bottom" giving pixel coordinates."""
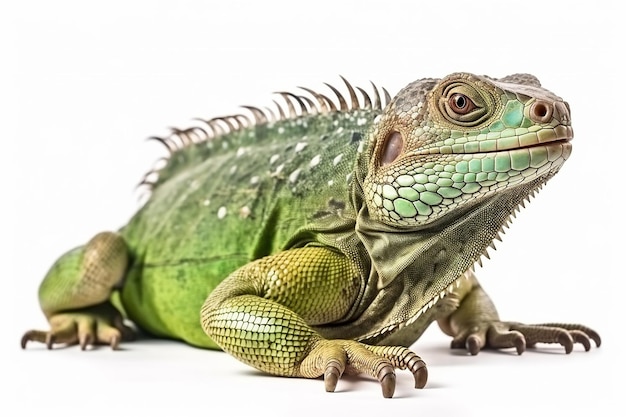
[
  {"left": 379, "top": 371, "right": 396, "bottom": 398},
  {"left": 323, "top": 358, "right": 343, "bottom": 392}
]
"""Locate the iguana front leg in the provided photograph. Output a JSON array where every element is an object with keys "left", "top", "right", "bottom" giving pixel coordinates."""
[
  {"left": 201, "top": 246, "right": 427, "bottom": 398},
  {"left": 21, "top": 232, "right": 135, "bottom": 350},
  {"left": 437, "top": 270, "right": 601, "bottom": 355}
]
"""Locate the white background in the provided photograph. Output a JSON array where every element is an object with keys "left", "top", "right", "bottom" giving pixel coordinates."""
[{"left": 2, "top": 0, "right": 621, "bottom": 415}]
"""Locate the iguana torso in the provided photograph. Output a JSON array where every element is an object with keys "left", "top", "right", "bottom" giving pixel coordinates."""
[
  {"left": 120, "top": 106, "right": 375, "bottom": 347},
  {"left": 23, "top": 73, "right": 599, "bottom": 398}
]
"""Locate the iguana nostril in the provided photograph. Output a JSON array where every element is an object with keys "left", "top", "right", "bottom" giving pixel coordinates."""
[
  {"left": 555, "top": 101, "right": 571, "bottom": 124},
  {"left": 530, "top": 100, "right": 553, "bottom": 123}
]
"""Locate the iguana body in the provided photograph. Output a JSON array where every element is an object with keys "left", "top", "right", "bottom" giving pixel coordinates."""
[{"left": 22, "top": 73, "right": 600, "bottom": 397}]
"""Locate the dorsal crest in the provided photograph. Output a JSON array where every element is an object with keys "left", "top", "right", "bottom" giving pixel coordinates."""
[{"left": 138, "top": 77, "right": 391, "bottom": 195}]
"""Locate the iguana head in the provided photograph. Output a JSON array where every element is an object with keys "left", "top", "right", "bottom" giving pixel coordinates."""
[{"left": 361, "top": 72, "right": 572, "bottom": 227}]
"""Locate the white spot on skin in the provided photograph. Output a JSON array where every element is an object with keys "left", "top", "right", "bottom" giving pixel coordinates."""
[
  {"left": 295, "top": 142, "right": 308, "bottom": 153},
  {"left": 203, "top": 199, "right": 210, "bottom": 206},
  {"left": 309, "top": 154, "right": 321, "bottom": 168},
  {"left": 250, "top": 176, "right": 260, "bottom": 185},
  {"left": 240, "top": 206, "right": 251, "bottom": 218},
  {"left": 328, "top": 180, "right": 334, "bottom": 186},
  {"left": 269, "top": 154, "right": 280, "bottom": 165},
  {"left": 289, "top": 168, "right": 302, "bottom": 183},
  {"left": 357, "top": 117, "right": 367, "bottom": 126},
  {"left": 278, "top": 127, "right": 285, "bottom": 134},
  {"left": 333, "top": 154, "right": 343, "bottom": 166},
  {"left": 272, "top": 163, "right": 285, "bottom": 176},
  {"left": 217, "top": 206, "right": 227, "bottom": 219},
  {"left": 236, "top": 147, "right": 246, "bottom": 158},
  {"left": 357, "top": 141, "right": 365, "bottom": 153},
  {"left": 230, "top": 165, "right": 238, "bottom": 175}
]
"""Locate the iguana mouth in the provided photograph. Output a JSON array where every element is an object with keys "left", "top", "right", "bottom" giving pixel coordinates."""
[
  {"left": 415, "top": 125, "right": 573, "bottom": 156},
  {"left": 494, "top": 134, "right": 573, "bottom": 155},
  {"left": 471, "top": 125, "right": 573, "bottom": 154}
]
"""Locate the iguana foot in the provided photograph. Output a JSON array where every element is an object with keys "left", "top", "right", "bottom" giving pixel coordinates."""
[
  {"left": 451, "top": 321, "right": 601, "bottom": 355},
  {"left": 21, "top": 303, "right": 135, "bottom": 350},
  {"left": 300, "top": 339, "right": 427, "bottom": 398}
]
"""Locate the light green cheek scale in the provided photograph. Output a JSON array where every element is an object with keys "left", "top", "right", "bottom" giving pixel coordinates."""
[{"left": 22, "top": 72, "right": 599, "bottom": 398}]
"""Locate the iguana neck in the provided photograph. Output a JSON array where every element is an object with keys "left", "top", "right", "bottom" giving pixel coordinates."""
[
  {"left": 354, "top": 167, "right": 555, "bottom": 342},
  {"left": 301, "top": 144, "right": 556, "bottom": 343}
]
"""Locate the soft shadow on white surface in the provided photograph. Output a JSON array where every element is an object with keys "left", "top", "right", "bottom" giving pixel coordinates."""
[{"left": 9, "top": 328, "right": 612, "bottom": 416}]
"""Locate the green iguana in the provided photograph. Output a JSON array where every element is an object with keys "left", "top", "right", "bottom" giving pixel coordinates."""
[{"left": 22, "top": 72, "right": 600, "bottom": 398}]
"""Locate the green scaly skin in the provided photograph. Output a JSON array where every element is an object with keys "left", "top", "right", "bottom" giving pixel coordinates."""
[{"left": 22, "top": 73, "right": 600, "bottom": 398}]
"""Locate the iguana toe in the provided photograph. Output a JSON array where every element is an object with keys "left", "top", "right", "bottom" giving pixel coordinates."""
[
  {"left": 465, "top": 334, "right": 483, "bottom": 355},
  {"left": 569, "top": 330, "right": 592, "bottom": 352},
  {"left": 79, "top": 333, "right": 93, "bottom": 350},
  {"left": 487, "top": 324, "right": 526, "bottom": 355},
  {"left": 364, "top": 344, "right": 428, "bottom": 390},
  {"left": 412, "top": 360, "right": 428, "bottom": 389},
  {"left": 450, "top": 324, "right": 490, "bottom": 354},
  {"left": 109, "top": 334, "right": 121, "bottom": 350},
  {"left": 21, "top": 330, "right": 60, "bottom": 349}
]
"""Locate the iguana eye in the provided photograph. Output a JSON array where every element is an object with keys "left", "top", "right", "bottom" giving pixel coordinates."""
[
  {"left": 380, "top": 131, "right": 404, "bottom": 166},
  {"left": 437, "top": 81, "right": 491, "bottom": 127},
  {"left": 448, "top": 93, "right": 476, "bottom": 115}
]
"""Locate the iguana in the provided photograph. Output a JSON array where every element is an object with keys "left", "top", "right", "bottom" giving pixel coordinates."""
[{"left": 22, "top": 72, "right": 600, "bottom": 398}]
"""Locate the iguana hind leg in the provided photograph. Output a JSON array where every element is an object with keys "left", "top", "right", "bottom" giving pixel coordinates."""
[
  {"left": 21, "top": 231, "right": 135, "bottom": 350},
  {"left": 437, "top": 270, "right": 601, "bottom": 355}
]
